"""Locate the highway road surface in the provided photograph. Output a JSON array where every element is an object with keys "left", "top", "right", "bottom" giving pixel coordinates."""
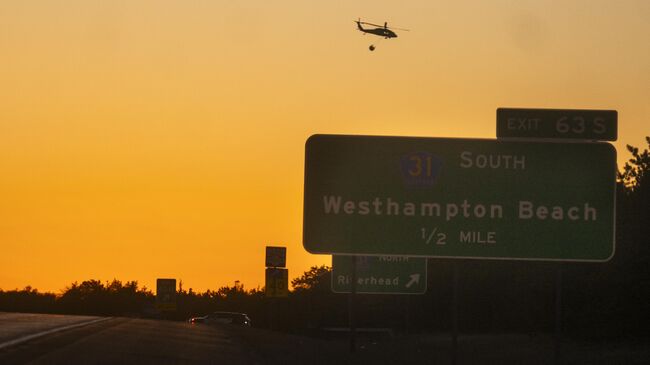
[
  {"left": 2, "top": 312, "right": 648, "bottom": 364},
  {"left": 0, "top": 312, "right": 350, "bottom": 365},
  {"left": 0, "top": 313, "right": 268, "bottom": 365},
  {"left": 0, "top": 316, "right": 262, "bottom": 364}
]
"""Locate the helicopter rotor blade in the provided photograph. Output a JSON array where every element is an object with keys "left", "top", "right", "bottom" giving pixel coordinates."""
[
  {"left": 358, "top": 21, "right": 384, "bottom": 28},
  {"left": 355, "top": 20, "right": 410, "bottom": 31}
]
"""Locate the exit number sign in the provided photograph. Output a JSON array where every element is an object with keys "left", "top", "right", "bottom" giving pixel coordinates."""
[{"left": 496, "top": 108, "right": 617, "bottom": 141}]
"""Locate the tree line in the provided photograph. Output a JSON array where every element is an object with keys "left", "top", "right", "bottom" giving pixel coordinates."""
[{"left": 1, "top": 137, "right": 648, "bottom": 337}]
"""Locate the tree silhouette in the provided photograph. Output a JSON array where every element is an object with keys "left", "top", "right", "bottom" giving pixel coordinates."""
[
  {"left": 618, "top": 136, "right": 650, "bottom": 193},
  {"left": 291, "top": 265, "right": 331, "bottom": 292},
  {"left": 0, "top": 286, "right": 56, "bottom": 313}
]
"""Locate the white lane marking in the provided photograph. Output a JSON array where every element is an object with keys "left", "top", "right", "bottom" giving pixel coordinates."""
[{"left": 0, "top": 317, "right": 113, "bottom": 350}]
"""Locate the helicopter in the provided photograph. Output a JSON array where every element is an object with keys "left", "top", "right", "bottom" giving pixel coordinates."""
[{"left": 355, "top": 18, "right": 408, "bottom": 51}]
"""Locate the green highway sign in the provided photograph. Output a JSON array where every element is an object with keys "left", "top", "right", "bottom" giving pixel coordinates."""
[
  {"left": 332, "top": 255, "right": 427, "bottom": 294},
  {"left": 303, "top": 134, "right": 616, "bottom": 262},
  {"left": 496, "top": 108, "right": 617, "bottom": 141}
]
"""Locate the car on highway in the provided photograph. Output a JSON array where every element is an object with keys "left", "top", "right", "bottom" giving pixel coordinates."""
[
  {"left": 189, "top": 311, "right": 251, "bottom": 327},
  {"left": 188, "top": 314, "right": 209, "bottom": 324}
]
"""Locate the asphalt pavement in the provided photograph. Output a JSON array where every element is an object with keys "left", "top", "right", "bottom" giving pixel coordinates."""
[
  {"left": 0, "top": 313, "right": 350, "bottom": 365},
  {"left": 0, "top": 312, "right": 106, "bottom": 345},
  {"left": 0, "top": 316, "right": 260, "bottom": 365},
  {"left": 1, "top": 313, "right": 648, "bottom": 364}
]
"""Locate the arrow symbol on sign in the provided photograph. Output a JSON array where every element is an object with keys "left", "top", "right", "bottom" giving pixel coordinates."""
[{"left": 405, "top": 274, "right": 420, "bottom": 288}]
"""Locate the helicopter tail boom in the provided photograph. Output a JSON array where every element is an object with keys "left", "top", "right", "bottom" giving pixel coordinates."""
[{"left": 356, "top": 18, "right": 364, "bottom": 31}]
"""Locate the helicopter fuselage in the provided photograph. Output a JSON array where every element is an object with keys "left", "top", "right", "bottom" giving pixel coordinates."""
[{"left": 356, "top": 23, "right": 397, "bottom": 38}]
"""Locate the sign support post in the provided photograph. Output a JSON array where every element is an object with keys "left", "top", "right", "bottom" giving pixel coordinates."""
[
  {"left": 268, "top": 297, "right": 274, "bottom": 331},
  {"left": 554, "top": 264, "right": 563, "bottom": 365},
  {"left": 451, "top": 262, "right": 459, "bottom": 365},
  {"left": 348, "top": 255, "right": 357, "bottom": 354},
  {"left": 403, "top": 295, "right": 411, "bottom": 333}
]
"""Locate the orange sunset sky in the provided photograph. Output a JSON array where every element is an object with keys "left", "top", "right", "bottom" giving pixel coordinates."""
[{"left": 1, "top": 1, "right": 648, "bottom": 293}]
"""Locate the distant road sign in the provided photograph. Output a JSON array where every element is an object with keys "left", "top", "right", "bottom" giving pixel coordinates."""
[
  {"left": 303, "top": 134, "right": 616, "bottom": 262},
  {"left": 265, "top": 246, "right": 287, "bottom": 268},
  {"left": 496, "top": 108, "right": 617, "bottom": 141},
  {"left": 265, "top": 268, "right": 288, "bottom": 298},
  {"left": 156, "top": 279, "right": 177, "bottom": 311},
  {"left": 332, "top": 255, "right": 427, "bottom": 294}
]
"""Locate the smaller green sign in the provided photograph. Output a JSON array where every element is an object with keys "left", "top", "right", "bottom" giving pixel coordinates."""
[
  {"left": 332, "top": 256, "right": 427, "bottom": 294},
  {"left": 496, "top": 108, "right": 617, "bottom": 141},
  {"left": 265, "top": 268, "right": 288, "bottom": 298}
]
